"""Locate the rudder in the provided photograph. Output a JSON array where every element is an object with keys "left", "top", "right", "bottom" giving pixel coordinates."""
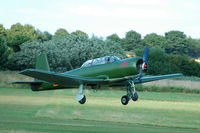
[
  {"left": 35, "top": 52, "right": 50, "bottom": 71},
  {"left": 35, "top": 52, "right": 50, "bottom": 83}
]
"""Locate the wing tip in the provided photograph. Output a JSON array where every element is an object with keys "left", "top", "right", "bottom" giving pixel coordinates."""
[
  {"left": 174, "top": 73, "right": 183, "bottom": 76},
  {"left": 20, "top": 69, "right": 35, "bottom": 74}
]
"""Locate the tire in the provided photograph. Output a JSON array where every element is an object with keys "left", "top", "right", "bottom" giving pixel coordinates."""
[
  {"left": 78, "top": 95, "right": 86, "bottom": 104},
  {"left": 132, "top": 92, "right": 138, "bottom": 101},
  {"left": 121, "top": 95, "right": 129, "bottom": 105}
]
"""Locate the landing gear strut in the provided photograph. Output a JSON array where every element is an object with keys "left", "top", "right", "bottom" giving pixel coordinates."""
[
  {"left": 76, "top": 84, "right": 86, "bottom": 104},
  {"left": 121, "top": 81, "right": 138, "bottom": 105}
]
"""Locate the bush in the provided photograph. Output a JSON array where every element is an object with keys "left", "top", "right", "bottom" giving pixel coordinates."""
[{"left": 6, "top": 35, "right": 124, "bottom": 72}]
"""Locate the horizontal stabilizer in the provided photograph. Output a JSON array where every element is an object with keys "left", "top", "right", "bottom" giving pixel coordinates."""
[{"left": 12, "top": 81, "right": 43, "bottom": 85}]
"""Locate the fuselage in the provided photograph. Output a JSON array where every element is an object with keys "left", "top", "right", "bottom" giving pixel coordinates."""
[{"left": 66, "top": 57, "right": 143, "bottom": 79}]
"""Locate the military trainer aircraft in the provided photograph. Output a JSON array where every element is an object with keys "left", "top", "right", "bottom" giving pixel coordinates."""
[{"left": 14, "top": 47, "right": 182, "bottom": 105}]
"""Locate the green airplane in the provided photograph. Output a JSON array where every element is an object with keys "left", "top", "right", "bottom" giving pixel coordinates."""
[{"left": 14, "top": 47, "right": 182, "bottom": 105}]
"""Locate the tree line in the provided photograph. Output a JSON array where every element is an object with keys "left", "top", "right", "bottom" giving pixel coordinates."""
[{"left": 0, "top": 23, "right": 200, "bottom": 77}]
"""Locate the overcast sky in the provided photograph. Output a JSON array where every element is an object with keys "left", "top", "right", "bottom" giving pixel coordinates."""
[{"left": 1, "top": 0, "right": 200, "bottom": 38}]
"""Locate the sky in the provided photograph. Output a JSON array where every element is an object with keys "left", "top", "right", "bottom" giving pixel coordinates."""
[{"left": 0, "top": 0, "right": 200, "bottom": 38}]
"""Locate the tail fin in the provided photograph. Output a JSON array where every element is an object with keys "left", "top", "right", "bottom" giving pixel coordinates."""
[
  {"left": 35, "top": 52, "right": 50, "bottom": 82},
  {"left": 35, "top": 52, "right": 50, "bottom": 71}
]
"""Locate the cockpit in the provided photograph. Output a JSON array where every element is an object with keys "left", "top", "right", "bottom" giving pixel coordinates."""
[{"left": 81, "top": 56, "right": 120, "bottom": 67}]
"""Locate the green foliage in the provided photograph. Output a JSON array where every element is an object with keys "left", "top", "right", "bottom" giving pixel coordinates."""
[
  {"left": 0, "top": 24, "right": 6, "bottom": 36},
  {"left": 187, "top": 38, "right": 200, "bottom": 57},
  {"left": 5, "top": 40, "right": 42, "bottom": 70},
  {"left": 9, "top": 23, "right": 37, "bottom": 40},
  {"left": 106, "top": 33, "right": 121, "bottom": 43},
  {"left": 122, "top": 30, "right": 143, "bottom": 50},
  {"left": 164, "top": 30, "right": 190, "bottom": 55},
  {"left": 36, "top": 30, "right": 52, "bottom": 41},
  {"left": 71, "top": 30, "right": 89, "bottom": 38},
  {"left": 6, "top": 23, "right": 37, "bottom": 52},
  {"left": 54, "top": 28, "right": 69, "bottom": 36},
  {"left": 146, "top": 47, "right": 171, "bottom": 75},
  {"left": 0, "top": 36, "right": 12, "bottom": 67},
  {"left": 170, "top": 54, "right": 200, "bottom": 77},
  {"left": 135, "top": 47, "right": 200, "bottom": 77},
  {"left": 7, "top": 35, "right": 124, "bottom": 72},
  {"left": 143, "top": 33, "right": 167, "bottom": 47},
  {"left": 142, "top": 31, "right": 200, "bottom": 58}
]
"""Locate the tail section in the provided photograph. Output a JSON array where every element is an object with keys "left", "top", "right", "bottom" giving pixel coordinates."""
[
  {"left": 35, "top": 52, "right": 50, "bottom": 71},
  {"left": 13, "top": 52, "right": 51, "bottom": 91},
  {"left": 32, "top": 53, "right": 63, "bottom": 91}
]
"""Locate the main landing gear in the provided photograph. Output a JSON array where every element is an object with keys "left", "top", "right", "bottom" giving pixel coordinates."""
[
  {"left": 76, "top": 82, "right": 138, "bottom": 105},
  {"left": 121, "top": 81, "right": 138, "bottom": 105},
  {"left": 76, "top": 84, "right": 86, "bottom": 104},
  {"left": 78, "top": 95, "right": 86, "bottom": 104}
]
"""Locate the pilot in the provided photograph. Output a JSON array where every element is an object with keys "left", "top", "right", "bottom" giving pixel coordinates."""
[{"left": 106, "top": 56, "right": 110, "bottom": 63}]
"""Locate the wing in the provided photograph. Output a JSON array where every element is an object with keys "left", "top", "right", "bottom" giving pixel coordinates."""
[
  {"left": 20, "top": 69, "right": 106, "bottom": 87},
  {"left": 133, "top": 73, "right": 183, "bottom": 84},
  {"left": 20, "top": 69, "right": 182, "bottom": 87}
]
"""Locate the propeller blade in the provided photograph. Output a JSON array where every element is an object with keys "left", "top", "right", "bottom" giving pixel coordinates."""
[{"left": 143, "top": 47, "right": 149, "bottom": 63}]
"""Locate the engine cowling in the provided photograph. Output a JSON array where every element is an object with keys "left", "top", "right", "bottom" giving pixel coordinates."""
[{"left": 136, "top": 59, "right": 148, "bottom": 73}]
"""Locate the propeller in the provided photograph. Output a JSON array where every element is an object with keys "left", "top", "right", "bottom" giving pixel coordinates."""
[
  {"left": 143, "top": 46, "right": 149, "bottom": 64},
  {"left": 142, "top": 47, "right": 149, "bottom": 70},
  {"left": 138, "top": 47, "right": 149, "bottom": 79}
]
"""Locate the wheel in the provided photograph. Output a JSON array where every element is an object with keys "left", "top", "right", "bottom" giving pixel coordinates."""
[
  {"left": 132, "top": 92, "right": 138, "bottom": 101},
  {"left": 121, "top": 95, "right": 129, "bottom": 105},
  {"left": 78, "top": 95, "right": 86, "bottom": 104}
]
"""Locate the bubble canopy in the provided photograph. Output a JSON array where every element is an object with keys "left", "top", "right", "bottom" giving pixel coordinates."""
[{"left": 81, "top": 56, "right": 120, "bottom": 67}]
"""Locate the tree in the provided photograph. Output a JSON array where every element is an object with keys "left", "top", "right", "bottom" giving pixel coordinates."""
[
  {"left": 106, "top": 34, "right": 121, "bottom": 43},
  {"left": 54, "top": 28, "right": 69, "bottom": 36},
  {"left": 36, "top": 30, "right": 52, "bottom": 41},
  {"left": 43, "top": 31, "right": 52, "bottom": 40},
  {"left": 71, "top": 30, "right": 89, "bottom": 38},
  {"left": 6, "top": 23, "right": 38, "bottom": 52},
  {"left": 164, "top": 30, "right": 189, "bottom": 55},
  {"left": 187, "top": 38, "right": 200, "bottom": 57},
  {"left": 165, "top": 30, "right": 186, "bottom": 40},
  {"left": 7, "top": 35, "right": 124, "bottom": 72},
  {"left": 122, "top": 30, "right": 143, "bottom": 51},
  {"left": 166, "top": 54, "right": 200, "bottom": 77},
  {"left": 143, "top": 33, "right": 167, "bottom": 48},
  {"left": 0, "top": 36, "right": 11, "bottom": 68},
  {"left": 9, "top": 23, "right": 37, "bottom": 40},
  {"left": 0, "top": 24, "right": 6, "bottom": 36}
]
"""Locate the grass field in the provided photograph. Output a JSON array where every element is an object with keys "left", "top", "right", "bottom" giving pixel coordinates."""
[{"left": 0, "top": 87, "right": 200, "bottom": 133}]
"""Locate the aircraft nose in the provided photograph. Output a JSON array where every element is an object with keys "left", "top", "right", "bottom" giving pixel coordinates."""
[{"left": 142, "top": 62, "right": 148, "bottom": 71}]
